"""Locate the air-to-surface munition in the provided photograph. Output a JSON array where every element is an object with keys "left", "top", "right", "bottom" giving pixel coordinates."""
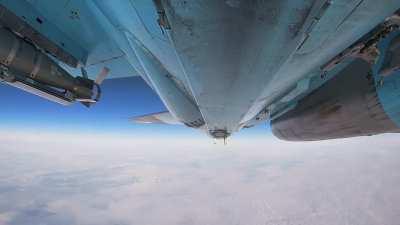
[
  {"left": 2, "top": 1, "right": 400, "bottom": 140},
  {"left": 0, "top": 28, "right": 98, "bottom": 105},
  {"left": 0, "top": 3, "right": 100, "bottom": 106}
]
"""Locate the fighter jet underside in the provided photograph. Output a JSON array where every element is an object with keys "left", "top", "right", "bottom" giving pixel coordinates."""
[{"left": 1, "top": 0, "right": 400, "bottom": 141}]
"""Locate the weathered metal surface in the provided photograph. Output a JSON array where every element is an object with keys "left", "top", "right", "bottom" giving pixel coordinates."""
[
  {"left": 373, "top": 30, "right": 400, "bottom": 127},
  {"left": 271, "top": 59, "right": 400, "bottom": 141},
  {"left": 1, "top": 0, "right": 400, "bottom": 138}
]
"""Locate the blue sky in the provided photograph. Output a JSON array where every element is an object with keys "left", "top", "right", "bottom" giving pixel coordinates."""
[
  {"left": 1, "top": 76, "right": 398, "bottom": 225},
  {"left": 0, "top": 77, "right": 269, "bottom": 138}
]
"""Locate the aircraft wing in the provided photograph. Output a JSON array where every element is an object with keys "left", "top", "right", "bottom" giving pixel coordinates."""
[
  {"left": 131, "top": 111, "right": 182, "bottom": 125},
  {"left": 1, "top": 0, "right": 400, "bottom": 141}
]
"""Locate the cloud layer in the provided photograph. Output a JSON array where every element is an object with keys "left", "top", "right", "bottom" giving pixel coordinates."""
[{"left": 0, "top": 131, "right": 399, "bottom": 225}]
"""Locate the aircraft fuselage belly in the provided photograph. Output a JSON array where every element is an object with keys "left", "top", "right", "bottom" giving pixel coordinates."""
[
  {"left": 2, "top": 0, "right": 400, "bottom": 138},
  {"left": 158, "top": 0, "right": 400, "bottom": 135}
]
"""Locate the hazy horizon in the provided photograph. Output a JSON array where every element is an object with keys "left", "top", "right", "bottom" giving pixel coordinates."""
[
  {"left": 0, "top": 130, "right": 399, "bottom": 225},
  {"left": 1, "top": 78, "right": 400, "bottom": 225}
]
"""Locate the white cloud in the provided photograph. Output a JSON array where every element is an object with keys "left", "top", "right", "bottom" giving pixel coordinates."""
[{"left": 0, "top": 131, "right": 399, "bottom": 225}]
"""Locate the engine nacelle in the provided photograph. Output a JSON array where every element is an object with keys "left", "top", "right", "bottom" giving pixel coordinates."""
[{"left": 271, "top": 31, "right": 400, "bottom": 141}]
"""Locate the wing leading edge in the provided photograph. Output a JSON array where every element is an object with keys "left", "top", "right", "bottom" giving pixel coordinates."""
[{"left": 131, "top": 111, "right": 182, "bottom": 125}]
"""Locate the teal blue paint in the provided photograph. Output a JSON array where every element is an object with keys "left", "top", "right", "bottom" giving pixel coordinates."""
[
  {"left": 373, "top": 30, "right": 400, "bottom": 127},
  {"left": 0, "top": 0, "right": 142, "bottom": 79},
  {"left": 0, "top": 0, "right": 88, "bottom": 64},
  {"left": 269, "top": 58, "right": 354, "bottom": 119}
]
